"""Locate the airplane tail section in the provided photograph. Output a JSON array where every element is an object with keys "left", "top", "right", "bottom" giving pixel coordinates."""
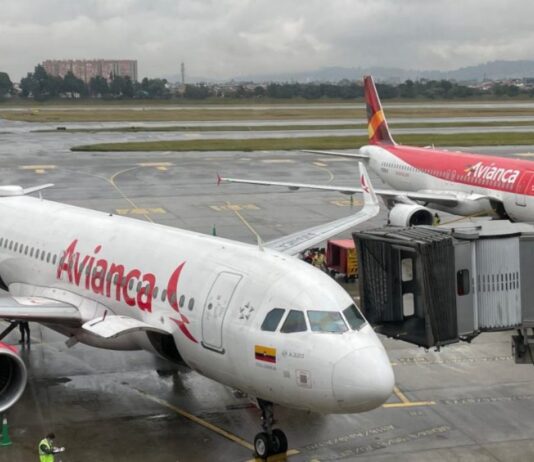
[{"left": 364, "top": 75, "right": 395, "bottom": 145}]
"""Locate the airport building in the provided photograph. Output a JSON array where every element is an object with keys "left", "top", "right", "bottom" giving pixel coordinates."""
[{"left": 42, "top": 59, "right": 138, "bottom": 83}]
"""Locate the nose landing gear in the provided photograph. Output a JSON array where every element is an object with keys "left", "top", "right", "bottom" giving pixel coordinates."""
[{"left": 254, "top": 399, "right": 288, "bottom": 459}]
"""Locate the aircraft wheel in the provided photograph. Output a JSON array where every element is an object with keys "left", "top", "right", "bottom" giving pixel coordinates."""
[
  {"left": 254, "top": 432, "right": 272, "bottom": 458},
  {"left": 271, "top": 429, "right": 288, "bottom": 454}
]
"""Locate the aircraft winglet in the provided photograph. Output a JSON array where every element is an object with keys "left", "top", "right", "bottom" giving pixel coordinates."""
[{"left": 359, "top": 162, "right": 378, "bottom": 206}]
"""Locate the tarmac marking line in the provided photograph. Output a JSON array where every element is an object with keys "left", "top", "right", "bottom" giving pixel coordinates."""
[
  {"left": 246, "top": 449, "right": 300, "bottom": 462},
  {"left": 382, "top": 386, "right": 435, "bottom": 409},
  {"left": 330, "top": 199, "right": 363, "bottom": 207},
  {"left": 115, "top": 207, "right": 166, "bottom": 216},
  {"left": 130, "top": 386, "right": 255, "bottom": 451},
  {"left": 20, "top": 165, "right": 56, "bottom": 170},
  {"left": 108, "top": 167, "right": 155, "bottom": 223},
  {"left": 225, "top": 201, "right": 264, "bottom": 245}
]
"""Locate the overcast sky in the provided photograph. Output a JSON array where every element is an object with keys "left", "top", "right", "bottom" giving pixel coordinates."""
[{"left": 1, "top": 0, "right": 533, "bottom": 81}]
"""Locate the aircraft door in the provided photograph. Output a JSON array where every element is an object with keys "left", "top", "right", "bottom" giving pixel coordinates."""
[
  {"left": 201, "top": 272, "right": 242, "bottom": 353},
  {"left": 514, "top": 171, "right": 534, "bottom": 207}
]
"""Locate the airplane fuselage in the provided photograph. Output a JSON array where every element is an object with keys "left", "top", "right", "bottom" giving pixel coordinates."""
[
  {"left": 363, "top": 143, "right": 534, "bottom": 221},
  {"left": 0, "top": 195, "right": 393, "bottom": 414}
]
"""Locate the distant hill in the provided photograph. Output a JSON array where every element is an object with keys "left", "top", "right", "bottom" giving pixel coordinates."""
[
  {"left": 232, "top": 60, "right": 534, "bottom": 83},
  {"left": 167, "top": 60, "right": 534, "bottom": 84}
]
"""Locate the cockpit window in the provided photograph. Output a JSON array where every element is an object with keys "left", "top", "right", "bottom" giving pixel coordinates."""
[
  {"left": 307, "top": 311, "right": 348, "bottom": 333},
  {"left": 280, "top": 310, "right": 307, "bottom": 333},
  {"left": 261, "top": 308, "right": 285, "bottom": 332},
  {"left": 343, "top": 304, "right": 367, "bottom": 331}
]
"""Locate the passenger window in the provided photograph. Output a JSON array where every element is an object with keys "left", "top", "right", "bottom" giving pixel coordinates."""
[
  {"left": 161, "top": 289, "right": 167, "bottom": 302},
  {"left": 308, "top": 311, "right": 348, "bottom": 333},
  {"left": 280, "top": 310, "right": 307, "bottom": 333},
  {"left": 179, "top": 295, "right": 185, "bottom": 308},
  {"left": 261, "top": 308, "right": 285, "bottom": 332},
  {"left": 152, "top": 287, "right": 159, "bottom": 299},
  {"left": 343, "top": 304, "right": 367, "bottom": 330},
  {"left": 188, "top": 298, "right": 195, "bottom": 310}
]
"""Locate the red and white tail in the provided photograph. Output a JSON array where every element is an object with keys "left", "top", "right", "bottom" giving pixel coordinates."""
[{"left": 364, "top": 75, "right": 395, "bottom": 145}]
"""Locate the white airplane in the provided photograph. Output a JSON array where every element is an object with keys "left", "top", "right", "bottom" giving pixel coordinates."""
[
  {"left": 220, "top": 75, "right": 534, "bottom": 226},
  {"left": 0, "top": 164, "right": 393, "bottom": 459}
]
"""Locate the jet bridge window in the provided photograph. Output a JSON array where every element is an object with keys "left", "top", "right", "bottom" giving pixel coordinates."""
[
  {"left": 343, "top": 304, "right": 367, "bottom": 331},
  {"left": 307, "top": 310, "right": 348, "bottom": 333},
  {"left": 261, "top": 308, "right": 285, "bottom": 332},
  {"left": 457, "top": 269, "right": 470, "bottom": 296},
  {"left": 280, "top": 310, "right": 307, "bottom": 333}
]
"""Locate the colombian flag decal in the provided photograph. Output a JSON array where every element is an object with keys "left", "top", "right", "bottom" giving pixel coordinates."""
[{"left": 255, "top": 345, "right": 276, "bottom": 364}]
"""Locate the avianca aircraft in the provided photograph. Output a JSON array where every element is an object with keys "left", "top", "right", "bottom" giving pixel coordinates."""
[
  {"left": 221, "top": 76, "right": 534, "bottom": 226},
  {"left": 0, "top": 165, "right": 394, "bottom": 459}
]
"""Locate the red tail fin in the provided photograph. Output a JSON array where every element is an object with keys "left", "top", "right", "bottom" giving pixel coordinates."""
[{"left": 364, "top": 75, "right": 395, "bottom": 145}]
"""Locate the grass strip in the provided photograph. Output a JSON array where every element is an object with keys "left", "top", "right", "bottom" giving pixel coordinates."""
[
  {"left": 32, "top": 120, "right": 534, "bottom": 134},
  {"left": 71, "top": 132, "right": 534, "bottom": 152},
  {"left": 4, "top": 106, "right": 534, "bottom": 123}
]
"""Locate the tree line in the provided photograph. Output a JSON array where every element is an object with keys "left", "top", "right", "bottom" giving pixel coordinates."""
[{"left": 1, "top": 65, "right": 533, "bottom": 101}]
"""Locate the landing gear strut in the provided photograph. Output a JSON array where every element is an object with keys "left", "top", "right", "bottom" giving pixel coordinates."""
[{"left": 253, "top": 399, "right": 288, "bottom": 459}]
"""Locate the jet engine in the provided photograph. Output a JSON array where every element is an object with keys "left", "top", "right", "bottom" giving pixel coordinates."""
[
  {"left": 388, "top": 204, "right": 434, "bottom": 227},
  {"left": 0, "top": 342, "right": 27, "bottom": 413}
]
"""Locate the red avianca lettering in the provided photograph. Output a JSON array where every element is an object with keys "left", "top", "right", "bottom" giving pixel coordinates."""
[
  {"left": 56, "top": 240, "right": 197, "bottom": 343},
  {"left": 57, "top": 239, "right": 157, "bottom": 312}
]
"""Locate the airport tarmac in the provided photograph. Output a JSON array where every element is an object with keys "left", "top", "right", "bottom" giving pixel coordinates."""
[{"left": 1, "top": 126, "right": 534, "bottom": 461}]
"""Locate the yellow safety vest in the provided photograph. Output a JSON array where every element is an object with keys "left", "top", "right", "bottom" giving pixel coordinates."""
[{"left": 38, "top": 438, "right": 54, "bottom": 462}]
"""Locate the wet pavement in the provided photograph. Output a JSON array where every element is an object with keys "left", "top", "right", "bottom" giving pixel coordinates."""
[{"left": 0, "top": 122, "right": 534, "bottom": 461}]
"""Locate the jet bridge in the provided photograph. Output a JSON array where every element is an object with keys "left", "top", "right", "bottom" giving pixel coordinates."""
[{"left": 353, "top": 221, "right": 534, "bottom": 363}]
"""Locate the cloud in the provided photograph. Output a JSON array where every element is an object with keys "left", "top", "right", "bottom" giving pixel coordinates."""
[{"left": 2, "top": 0, "right": 534, "bottom": 81}]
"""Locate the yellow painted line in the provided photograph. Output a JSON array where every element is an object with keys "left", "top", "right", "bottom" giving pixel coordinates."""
[
  {"left": 210, "top": 204, "right": 260, "bottom": 212},
  {"left": 313, "top": 161, "right": 328, "bottom": 167},
  {"left": 382, "top": 386, "right": 435, "bottom": 408},
  {"left": 382, "top": 401, "right": 435, "bottom": 408},
  {"left": 246, "top": 449, "right": 300, "bottom": 462},
  {"left": 131, "top": 387, "right": 255, "bottom": 451},
  {"left": 393, "top": 386, "right": 410, "bottom": 404},
  {"left": 115, "top": 207, "right": 166, "bottom": 216},
  {"left": 330, "top": 199, "right": 363, "bottom": 207},
  {"left": 312, "top": 164, "right": 335, "bottom": 184},
  {"left": 108, "top": 167, "right": 154, "bottom": 223},
  {"left": 516, "top": 153, "right": 534, "bottom": 157},
  {"left": 137, "top": 162, "right": 173, "bottom": 167},
  {"left": 156, "top": 166, "right": 168, "bottom": 171},
  {"left": 261, "top": 159, "right": 295, "bottom": 164},
  {"left": 20, "top": 165, "right": 56, "bottom": 170},
  {"left": 226, "top": 201, "right": 264, "bottom": 245}
]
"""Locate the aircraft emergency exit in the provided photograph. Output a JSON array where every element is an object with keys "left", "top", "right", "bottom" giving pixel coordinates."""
[
  {"left": 0, "top": 166, "right": 393, "bottom": 459},
  {"left": 220, "top": 76, "right": 534, "bottom": 226}
]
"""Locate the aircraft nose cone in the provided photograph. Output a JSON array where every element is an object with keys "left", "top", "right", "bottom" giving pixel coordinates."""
[{"left": 332, "top": 346, "right": 394, "bottom": 412}]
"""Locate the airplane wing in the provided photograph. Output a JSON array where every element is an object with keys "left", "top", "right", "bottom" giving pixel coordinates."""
[
  {"left": 302, "top": 149, "right": 369, "bottom": 160},
  {"left": 0, "top": 294, "right": 81, "bottom": 325},
  {"left": 219, "top": 176, "right": 492, "bottom": 207},
  {"left": 263, "top": 162, "right": 379, "bottom": 256},
  {"left": 0, "top": 292, "right": 171, "bottom": 338}
]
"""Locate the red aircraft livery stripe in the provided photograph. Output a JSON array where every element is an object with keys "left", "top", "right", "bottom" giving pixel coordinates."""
[{"left": 382, "top": 144, "right": 534, "bottom": 195}]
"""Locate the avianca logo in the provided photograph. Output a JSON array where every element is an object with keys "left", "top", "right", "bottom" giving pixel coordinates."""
[
  {"left": 56, "top": 239, "right": 198, "bottom": 343},
  {"left": 464, "top": 162, "right": 520, "bottom": 184}
]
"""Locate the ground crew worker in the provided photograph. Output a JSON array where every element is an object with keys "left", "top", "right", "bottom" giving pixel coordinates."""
[
  {"left": 38, "top": 432, "right": 59, "bottom": 462},
  {"left": 433, "top": 213, "right": 441, "bottom": 226},
  {"left": 19, "top": 321, "right": 30, "bottom": 344},
  {"left": 313, "top": 249, "right": 327, "bottom": 271}
]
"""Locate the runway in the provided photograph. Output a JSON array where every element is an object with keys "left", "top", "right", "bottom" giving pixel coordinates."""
[{"left": 2, "top": 123, "right": 534, "bottom": 461}]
